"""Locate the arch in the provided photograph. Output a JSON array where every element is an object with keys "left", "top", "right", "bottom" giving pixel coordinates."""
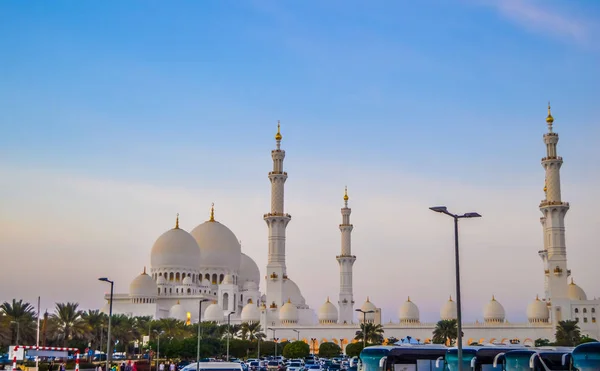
[
  {"left": 500, "top": 338, "right": 509, "bottom": 344},
  {"left": 248, "top": 298, "right": 252, "bottom": 304},
  {"left": 169, "top": 272, "right": 174, "bottom": 281},
  {"left": 205, "top": 273, "right": 210, "bottom": 281},
  {"left": 212, "top": 273, "right": 217, "bottom": 284},
  {"left": 198, "top": 274, "right": 202, "bottom": 282},
  {"left": 223, "top": 293, "right": 230, "bottom": 310},
  {"left": 479, "top": 338, "right": 486, "bottom": 344},
  {"left": 176, "top": 272, "right": 180, "bottom": 281},
  {"left": 241, "top": 294, "right": 244, "bottom": 303},
  {"left": 187, "top": 288, "right": 191, "bottom": 294},
  {"left": 523, "top": 338, "right": 534, "bottom": 346},
  {"left": 169, "top": 288, "right": 172, "bottom": 294},
  {"left": 220, "top": 274, "right": 225, "bottom": 283},
  {"left": 158, "top": 288, "right": 160, "bottom": 295},
  {"left": 583, "top": 308, "right": 588, "bottom": 313},
  {"left": 489, "top": 338, "right": 497, "bottom": 344}
]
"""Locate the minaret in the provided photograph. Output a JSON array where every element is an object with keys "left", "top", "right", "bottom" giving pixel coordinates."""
[
  {"left": 264, "top": 121, "right": 292, "bottom": 309},
  {"left": 337, "top": 186, "right": 356, "bottom": 324},
  {"left": 538, "top": 103, "right": 570, "bottom": 307}
]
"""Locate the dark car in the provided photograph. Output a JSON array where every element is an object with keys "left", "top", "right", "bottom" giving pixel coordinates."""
[{"left": 326, "top": 364, "right": 340, "bottom": 371}]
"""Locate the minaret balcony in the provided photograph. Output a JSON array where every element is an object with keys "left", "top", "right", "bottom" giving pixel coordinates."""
[
  {"left": 268, "top": 171, "right": 287, "bottom": 176},
  {"left": 539, "top": 201, "right": 569, "bottom": 208},
  {"left": 336, "top": 254, "right": 357, "bottom": 259},
  {"left": 263, "top": 212, "right": 292, "bottom": 218},
  {"left": 544, "top": 269, "right": 550, "bottom": 275}
]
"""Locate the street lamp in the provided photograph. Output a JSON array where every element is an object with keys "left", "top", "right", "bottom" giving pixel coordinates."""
[
  {"left": 310, "top": 338, "right": 317, "bottom": 356},
  {"left": 10, "top": 321, "right": 20, "bottom": 345},
  {"left": 355, "top": 309, "right": 374, "bottom": 348},
  {"left": 197, "top": 299, "right": 210, "bottom": 371},
  {"left": 429, "top": 206, "right": 481, "bottom": 371},
  {"left": 268, "top": 328, "right": 278, "bottom": 358},
  {"left": 153, "top": 330, "right": 164, "bottom": 371},
  {"left": 292, "top": 329, "right": 300, "bottom": 341},
  {"left": 226, "top": 311, "right": 235, "bottom": 361},
  {"left": 98, "top": 277, "right": 114, "bottom": 371}
]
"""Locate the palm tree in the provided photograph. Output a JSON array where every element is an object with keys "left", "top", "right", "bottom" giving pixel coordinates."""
[
  {"left": 240, "top": 322, "right": 265, "bottom": 341},
  {"left": 50, "top": 302, "right": 88, "bottom": 346},
  {"left": 432, "top": 320, "right": 457, "bottom": 345},
  {"left": 0, "top": 299, "right": 37, "bottom": 344},
  {"left": 82, "top": 310, "right": 107, "bottom": 350},
  {"left": 354, "top": 323, "right": 384, "bottom": 344},
  {"left": 222, "top": 324, "right": 242, "bottom": 339},
  {"left": 0, "top": 312, "right": 12, "bottom": 347},
  {"left": 555, "top": 320, "right": 581, "bottom": 346}
]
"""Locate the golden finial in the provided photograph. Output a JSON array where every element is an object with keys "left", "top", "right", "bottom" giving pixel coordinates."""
[
  {"left": 175, "top": 213, "right": 179, "bottom": 229},
  {"left": 492, "top": 295, "right": 496, "bottom": 301},
  {"left": 344, "top": 186, "right": 349, "bottom": 202},
  {"left": 546, "top": 102, "right": 554, "bottom": 124},
  {"left": 570, "top": 277, "right": 575, "bottom": 285},
  {"left": 143, "top": 266, "right": 146, "bottom": 275},
  {"left": 249, "top": 298, "right": 253, "bottom": 304},
  {"left": 366, "top": 296, "right": 370, "bottom": 302},
  {"left": 326, "top": 296, "right": 330, "bottom": 303},
  {"left": 449, "top": 295, "right": 453, "bottom": 301},
  {"left": 177, "top": 300, "right": 180, "bottom": 305},
  {"left": 209, "top": 203, "right": 215, "bottom": 222},
  {"left": 287, "top": 298, "right": 292, "bottom": 303},
  {"left": 535, "top": 294, "right": 540, "bottom": 301},
  {"left": 212, "top": 300, "right": 217, "bottom": 304},
  {"left": 275, "top": 120, "right": 282, "bottom": 141},
  {"left": 407, "top": 296, "right": 411, "bottom": 302}
]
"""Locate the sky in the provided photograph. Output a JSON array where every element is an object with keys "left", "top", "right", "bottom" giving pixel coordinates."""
[{"left": 1, "top": 0, "right": 599, "bottom": 324}]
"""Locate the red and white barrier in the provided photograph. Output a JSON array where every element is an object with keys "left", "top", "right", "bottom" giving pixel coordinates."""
[{"left": 11, "top": 346, "right": 80, "bottom": 371}]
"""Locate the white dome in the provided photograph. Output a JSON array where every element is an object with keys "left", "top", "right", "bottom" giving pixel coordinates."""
[
  {"left": 204, "top": 302, "right": 224, "bottom": 323},
  {"left": 279, "top": 299, "right": 298, "bottom": 324},
  {"left": 222, "top": 274, "right": 234, "bottom": 285},
  {"left": 169, "top": 301, "right": 187, "bottom": 322},
  {"left": 359, "top": 298, "right": 377, "bottom": 322},
  {"left": 182, "top": 276, "right": 193, "bottom": 285},
  {"left": 483, "top": 296, "right": 505, "bottom": 323},
  {"left": 568, "top": 278, "right": 587, "bottom": 300},
  {"left": 241, "top": 299, "right": 261, "bottom": 323},
  {"left": 129, "top": 269, "right": 158, "bottom": 298},
  {"left": 156, "top": 275, "right": 167, "bottom": 285},
  {"left": 318, "top": 297, "right": 338, "bottom": 324},
  {"left": 190, "top": 217, "right": 241, "bottom": 272},
  {"left": 239, "top": 253, "right": 261, "bottom": 286},
  {"left": 527, "top": 295, "right": 550, "bottom": 323},
  {"left": 283, "top": 279, "right": 306, "bottom": 306},
  {"left": 441, "top": 296, "right": 457, "bottom": 320},
  {"left": 151, "top": 226, "right": 201, "bottom": 270},
  {"left": 398, "top": 297, "right": 420, "bottom": 323}
]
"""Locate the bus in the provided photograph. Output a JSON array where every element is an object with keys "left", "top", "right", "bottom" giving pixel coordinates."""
[
  {"left": 502, "top": 349, "right": 571, "bottom": 371},
  {"left": 443, "top": 346, "right": 526, "bottom": 371},
  {"left": 383, "top": 345, "right": 448, "bottom": 371},
  {"left": 571, "top": 342, "right": 600, "bottom": 371},
  {"left": 358, "top": 346, "right": 397, "bottom": 371}
]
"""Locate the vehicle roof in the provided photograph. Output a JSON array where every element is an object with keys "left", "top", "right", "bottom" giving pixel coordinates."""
[{"left": 190, "top": 363, "right": 244, "bottom": 370}]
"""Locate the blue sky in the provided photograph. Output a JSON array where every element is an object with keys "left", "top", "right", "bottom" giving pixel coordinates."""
[{"left": 1, "top": 0, "right": 599, "bottom": 323}]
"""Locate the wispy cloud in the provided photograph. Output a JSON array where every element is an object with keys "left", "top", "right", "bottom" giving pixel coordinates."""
[{"left": 477, "top": 0, "right": 595, "bottom": 46}]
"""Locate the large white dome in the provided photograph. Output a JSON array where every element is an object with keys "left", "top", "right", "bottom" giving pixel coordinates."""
[
  {"left": 241, "top": 299, "right": 261, "bottom": 323},
  {"left": 204, "top": 302, "right": 224, "bottom": 323},
  {"left": 527, "top": 295, "right": 549, "bottom": 323},
  {"left": 441, "top": 296, "right": 457, "bottom": 320},
  {"left": 190, "top": 216, "right": 241, "bottom": 272},
  {"left": 129, "top": 268, "right": 158, "bottom": 298},
  {"left": 239, "top": 253, "right": 261, "bottom": 286},
  {"left": 483, "top": 296, "right": 505, "bottom": 323},
  {"left": 169, "top": 301, "right": 187, "bottom": 322},
  {"left": 279, "top": 299, "right": 298, "bottom": 324},
  {"left": 318, "top": 297, "right": 338, "bottom": 324},
  {"left": 283, "top": 279, "right": 306, "bottom": 306},
  {"left": 398, "top": 297, "right": 419, "bottom": 323},
  {"left": 151, "top": 226, "right": 201, "bottom": 270},
  {"left": 359, "top": 298, "right": 377, "bottom": 323},
  {"left": 568, "top": 278, "right": 587, "bottom": 300}
]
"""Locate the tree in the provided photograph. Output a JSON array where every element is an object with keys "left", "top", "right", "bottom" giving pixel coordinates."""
[
  {"left": 240, "top": 322, "right": 265, "bottom": 341},
  {"left": 81, "top": 310, "right": 107, "bottom": 351},
  {"left": 354, "top": 323, "right": 384, "bottom": 345},
  {"left": 319, "top": 342, "right": 341, "bottom": 358},
  {"left": 432, "top": 320, "right": 457, "bottom": 345},
  {"left": 0, "top": 299, "right": 37, "bottom": 344},
  {"left": 344, "top": 343, "right": 364, "bottom": 357},
  {"left": 283, "top": 341, "right": 310, "bottom": 359},
  {"left": 50, "top": 302, "right": 88, "bottom": 346},
  {"left": 535, "top": 338, "right": 551, "bottom": 347},
  {"left": 555, "top": 320, "right": 581, "bottom": 346}
]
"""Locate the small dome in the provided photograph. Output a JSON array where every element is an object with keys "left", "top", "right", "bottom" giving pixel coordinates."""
[
  {"left": 182, "top": 276, "right": 193, "bottom": 285},
  {"left": 156, "top": 275, "right": 167, "bottom": 285},
  {"left": 204, "top": 302, "right": 224, "bottom": 323},
  {"left": 441, "top": 296, "right": 457, "bottom": 320},
  {"left": 169, "top": 301, "right": 187, "bottom": 322},
  {"left": 190, "top": 216, "right": 241, "bottom": 273},
  {"left": 359, "top": 297, "right": 377, "bottom": 323},
  {"left": 568, "top": 278, "right": 587, "bottom": 300},
  {"left": 398, "top": 297, "right": 420, "bottom": 323},
  {"left": 483, "top": 296, "right": 505, "bottom": 323},
  {"left": 283, "top": 279, "right": 306, "bottom": 306},
  {"left": 222, "top": 274, "right": 234, "bottom": 285},
  {"left": 279, "top": 299, "right": 298, "bottom": 324},
  {"left": 527, "top": 295, "right": 550, "bottom": 323},
  {"left": 129, "top": 268, "right": 158, "bottom": 298},
  {"left": 151, "top": 226, "right": 201, "bottom": 270},
  {"left": 241, "top": 299, "right": 261, "bottom": 323},
  {"left": 239, "top": 253, "right": 261, "bottom": 287},
  {"left": 318, "top": 297, "right": 338, "bottom": 324}
]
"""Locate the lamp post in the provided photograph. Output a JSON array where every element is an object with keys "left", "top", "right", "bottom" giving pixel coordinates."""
[
  {"left": 226, "top": 311, "right": 235, "bottom": 361},
  {"left": 429, "top": 206, "right": 481, "bottom": 371},
  {"left": 292, "top": 329, "right": 300, "bottom": 341},
  {"left": 355, "top": 309, "right": 374, "bottom": 349},
  {"left": 10, "top": 321, "right": 20, "bottom": 345},
  {"left": 98, "top": 277, "right": 114, "bottom": 371},
  {"left": 268, "top": 328, "right": 278, "bottom": 358},
  {"left": 310, "top": 338, "right": 316, "bottom": 356},
  {"left": 153, "top": 330, "right": 164, "bottom": 371},
  {"left": 197, "top": 299, "right": 209, "bottom": 371}
]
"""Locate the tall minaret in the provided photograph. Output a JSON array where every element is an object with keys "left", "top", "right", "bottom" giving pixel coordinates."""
[
  {"left": 337, "top": 186, "right": 356, "bottom": 324},
  {"left": 538, "top": 104, "right": 570, "bottom": 308},
  {"left": 264, "top": 121, "right": 292, "bottom": 309}
]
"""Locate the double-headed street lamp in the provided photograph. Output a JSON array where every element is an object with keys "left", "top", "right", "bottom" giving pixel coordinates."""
[
  {"left": 153, "top": 330, "right": 164, "bottom": 371},
  {"left": 197, "top": 299, "right": 210, "bottom": 371},
  {"left": 430, "top": 206, "right": 481, "bottom": 371},
  {"left": 355, "top": 309, "right": 374, "bottom": 348},
  {"left": 98, "top": 277, "right": 114, "bottom": 371},
  {"left": 226, "top": 311, "right": 235, "bottom": 361},
  {"left": 292, "top": 329, "right": 300, "bottom": 341}
]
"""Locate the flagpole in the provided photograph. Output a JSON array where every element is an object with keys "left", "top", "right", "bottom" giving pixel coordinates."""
[{"left": 36, "top": 296, "right": 40, "bottom": 371}]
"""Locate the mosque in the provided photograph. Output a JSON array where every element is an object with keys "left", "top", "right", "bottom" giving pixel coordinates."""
[{"left": 103, "top": 108, "right": 599, "bottom": 349}]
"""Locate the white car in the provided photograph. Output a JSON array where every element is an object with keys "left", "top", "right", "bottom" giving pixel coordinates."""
[
  {"left": 287, "top": 362, "right": 304, "bottom": 371},
  {"left": 183, "top": 362, "right": 244, "bottom": 371}
]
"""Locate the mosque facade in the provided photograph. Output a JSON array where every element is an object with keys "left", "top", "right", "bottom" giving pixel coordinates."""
[{"left": 104, "top": 109, "right": 599, "bottom": 349}]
